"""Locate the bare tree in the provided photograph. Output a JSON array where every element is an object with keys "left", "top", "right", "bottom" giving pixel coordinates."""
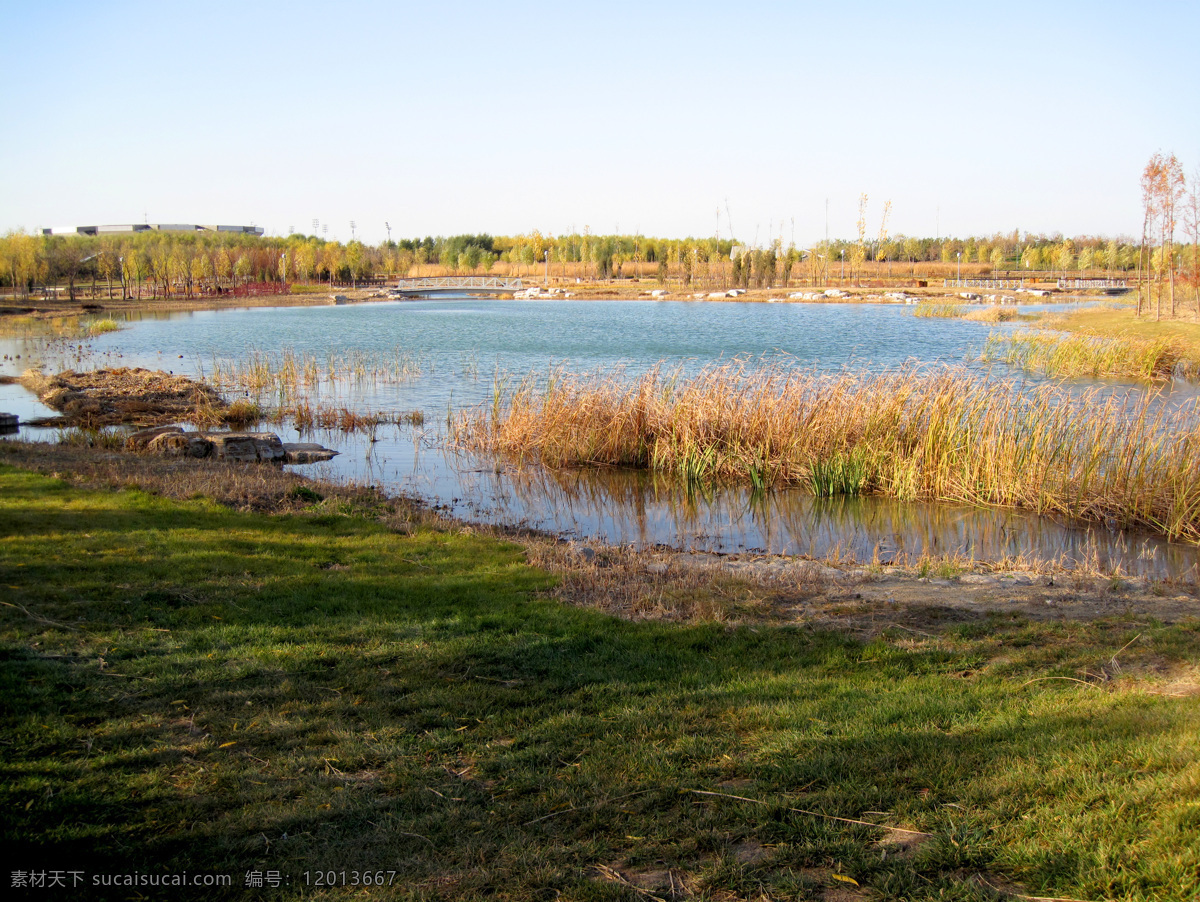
[
  {"left": 1186, "top": 166, "right": 1200, "bottom": 319},
  {"left": 1161, "top": 156, "right": 1186, "bottom": 317},
  {"left": 1138, "top": 154, "right": 1163, "bottom": 317},
  {"left": 852, "top": 194, "right": 868, "bottom": 286}
]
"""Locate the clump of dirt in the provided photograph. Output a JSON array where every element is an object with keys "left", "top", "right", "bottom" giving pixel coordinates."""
[{"left": 19, "top": 367, "right": 225, "bottom": 427}]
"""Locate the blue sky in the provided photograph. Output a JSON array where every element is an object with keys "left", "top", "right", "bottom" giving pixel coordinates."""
[{"left": 2, "top": 0, "right": 1197, "bottom": 245}]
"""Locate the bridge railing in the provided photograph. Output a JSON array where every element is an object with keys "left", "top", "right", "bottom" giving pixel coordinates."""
[
  {"left": 943, "top": 278, "right": 1026, "bottom": 289},
  {"left": 1056, "top": 278, "right": 1129, "bottom": 290},
  {"left": 393, "top": 277, "right": 523, "bottom": 290}
]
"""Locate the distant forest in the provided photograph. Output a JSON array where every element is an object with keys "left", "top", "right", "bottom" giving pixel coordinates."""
[{"left": 1, "top": 226, "right": 1194, "bottom": 300}]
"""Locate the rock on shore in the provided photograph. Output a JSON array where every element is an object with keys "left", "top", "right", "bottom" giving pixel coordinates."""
[{"left": 127, "top": 426, "right": 337, "bottom": 464}]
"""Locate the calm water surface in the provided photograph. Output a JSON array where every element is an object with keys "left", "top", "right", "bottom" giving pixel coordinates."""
[{"left": 3, "top": 298, "right": 1196, "bottom": 578}]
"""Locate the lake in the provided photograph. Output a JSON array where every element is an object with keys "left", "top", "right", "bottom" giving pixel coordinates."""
[{"left": 3, "top": 297, "right": 1197, "bottom": 579}]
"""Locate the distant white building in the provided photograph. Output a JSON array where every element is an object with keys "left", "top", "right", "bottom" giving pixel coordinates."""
[{"left": 41, "top": 223, "right": 264, "bottom": 237}]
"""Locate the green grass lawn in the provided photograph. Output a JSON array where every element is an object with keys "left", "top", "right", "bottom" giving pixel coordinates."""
[
  {"left": 1053, "top": 303, "right": 1200, "bottom": 364},
  {"left": 2, "top": 464, "right": 1198, "bottom": 901}
]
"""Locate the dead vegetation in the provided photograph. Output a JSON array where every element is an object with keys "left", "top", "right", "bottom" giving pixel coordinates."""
[
  {"left": 0, "top": 440, "right": 408, "bottom": 517},
  {"left": 18, "top": 367, "right": 229, "bottom": 427},
  {"left": 457, "top": 362, "right": 1200, "bottom": 544}
]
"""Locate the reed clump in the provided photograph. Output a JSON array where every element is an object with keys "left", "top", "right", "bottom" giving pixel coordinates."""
[
  {"left": 206, "top": 347, "right": 423, "bottom": 399},
  {"left": 54, "top": 426, "right": 126, "bottom": 450},
  {"left": 912, "top": 302, "right": 965, "bottom": 318},
  {"left": 963, "top": 305, "right": 1026, "bottom": 323},
  {"left": 982, "top": 330, "right": 1186, "bottom": 381},
  {"left": 222, "top": 398, "right": 263, "bottom": 426},
  {"left": 455, "top": 362, "right": 1200, "bottom": 543},
  {"left": 86, "top": 318, "right": 121, "bottom": 336},
  {"left": 272, "top": 400, "right": 423, "bottom": 433}
]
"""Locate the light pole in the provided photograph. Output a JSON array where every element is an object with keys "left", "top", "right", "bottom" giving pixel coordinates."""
[{"left": 385, "top": 222, "right": 391, "bottom": 245}]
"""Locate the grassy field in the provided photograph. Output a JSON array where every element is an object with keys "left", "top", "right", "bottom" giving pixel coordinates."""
[{"left": 2, "top": 456, "right": 1199, "bottom": 901}]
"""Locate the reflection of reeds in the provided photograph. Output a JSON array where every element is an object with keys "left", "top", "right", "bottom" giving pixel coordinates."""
[
  {"left": 476, "top": 455, "right": 1181, "bottom": 576},
  {"left": 0, "top": 315, "right": 120, "bottom": 340},
  {"left": 982, "top": 330, "right": 1185, "bottom": 381},
  {"left": 455, "top": 362, "right": 1200, "bottom": 543}
]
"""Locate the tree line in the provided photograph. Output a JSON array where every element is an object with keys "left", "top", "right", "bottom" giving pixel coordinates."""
[
  {"left": 1137, "top": 152, "right": 1199, "bottom": 319},
  {"left": 2, "top": 207, "right": 1196, "bottom": 301}
]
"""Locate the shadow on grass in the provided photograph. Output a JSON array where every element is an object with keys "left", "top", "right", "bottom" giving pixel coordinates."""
[{"left": 3, "top": 466, "right": 1198, "bottom": 901}]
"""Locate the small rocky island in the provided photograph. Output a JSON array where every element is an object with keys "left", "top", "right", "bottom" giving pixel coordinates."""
[{"left": 17, "top": 367, "right": 337, "bottom": 465}]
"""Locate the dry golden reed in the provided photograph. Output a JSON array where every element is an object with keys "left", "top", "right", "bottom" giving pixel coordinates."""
[
  {"left": 205, "top": 347, "right": 422, "bottom": 400},
  {"left": 962, "top": 305, "right": 1026, "bottom": 323},
  {"left": 455, "top": 362, "right": 1200, "bottom": 543},
  {"left": 982, "top": 330, "right": 1185, "bottom": 381},
  {"left": 911, "top": 302, "right": 965, "bottom": 318},
  {"left": 271, "top": 400, "right": 422, "bottom": 432}
]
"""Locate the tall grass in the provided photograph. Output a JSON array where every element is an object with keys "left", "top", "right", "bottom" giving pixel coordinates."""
[
  {"left": 275, "top": 400, "right": 424, "bottom": 432},
  {"left": 808, "top": 450, "right": 869, "bottom": 497},
  {"left": 85, "top": 318, "right": 121, "bottom": 336},
  {"left": 963, "top": 305, "right": 1028, "bottom": 323},
  {"left": 911, "top": 302, "right": 965, "bottom": 318},
  {"left": 205, "top": 347, "right": 423, "bottom": 399},
  {"left": 455, "top": 362, "right": 1200, "bottom": 543},
  {"left": 982, "top": 330, "right": 1186, "bottom": 381}
]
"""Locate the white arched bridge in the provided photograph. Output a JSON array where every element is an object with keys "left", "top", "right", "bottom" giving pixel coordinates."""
[{"left": 390, "top": 277, "right": 524, "bottom": 297}]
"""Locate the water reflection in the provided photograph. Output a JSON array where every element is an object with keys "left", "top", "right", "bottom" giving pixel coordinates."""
[
  {"left": 4, "top": 298, "right": 1199, "bottom": 580},
  {"left": 423, "top": 453, "right": 1191, "bottom": 579}
]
